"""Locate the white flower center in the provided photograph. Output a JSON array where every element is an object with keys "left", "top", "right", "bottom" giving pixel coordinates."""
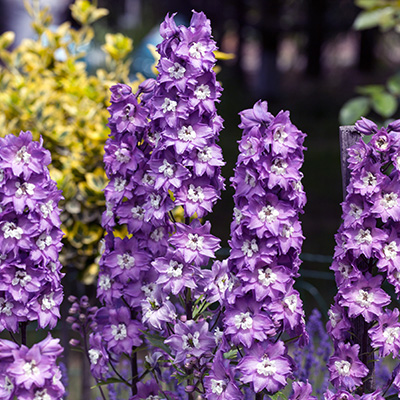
[
  {"left": 15, "top": 182, "right": 35, "bottom": 197},
  {"left": 36, "top": 233, "right": 52, "bottom": 250},
  {"left": 150, "top": 193, "right": 162, "bottom": 209},
  {"left": 131, "top": 205, "right": 145, "bottom": 220},
  {"left": 0, "top": 169, "right": 4, "bottom": 182},
  {"left": 15, "top": 146, "right": 31, "bottom": 164},
  {"left": 383, "top": 326, "right": 400, "bottom": 344},
  {"left": 383, "top": 241, "right": 398, "bottom": 260},
  {"left": 328, "top": 309, "right": 341, "bottom": 328},
  {"left": 258, "top": 268, "right": 277, "bottom": 287},
  {"left": 189, "top": 42, "right": 206, "bottom": 59},
  {"left": 159, "top": 159, "right": 175, "bottom": 178},
  {"left": 12, "top": 270, "right": 32, "bottom": 287},
  {"left": 114, "top": 177, "right": 126, "bottom": 192},
  {"left": 4, "top": 376, "right": 13, "bottom": 393},
  {"left": 234, "top": 311, "right": 253, "bottom": 330},
  {"left": 349, "top": 203, "right": 362, "bottom": 219},
  {"left": 142, "top": 173, "right": 155, "bottom": 186},
  {"left": 258, "top": 205, "right": 279, "bottom": 223},
  {"left": 381, "top": 192, "right": 398, "bottom": 209},
  {"left": 161, "top": 98, "right": 177, "bottom": 113},
  {"left": 115, "top": 148, "right": 130, "bottom": 163},
  {"left": 335, "top": 360, "right": 351, "bottom": 376},
  {"left": 0, "top": 298, "right": 13, "bottom": 316},
  {"left": 41, "top": 293, "right": 56, "bottom": 311},
  {"left": 88, "top": 349, "right": 101, "bottom": 365},
  {"left": 23, "top": 360, "right": 39, "bottom": 377},
  {"left": 2, "top": 222, "right": 23, "bottom": 239},
  {"left": 187, "top": 184, "right": 204, "bottom": 203},
  {"left": 186, "top": 233, "right": 204, "bottom": 251},
  {"left": 233, "top": 207, "right": 242, "bottom": 224},
  {"left": 244, "top": 171, "right": 256, "bottom": 187},
  {"left": 195, "top": 84, "right": 211, "bottom": 100},
  {"left": 182, "top": 331, "right": 200, "bottom": 350},
  {"left": 150, "top": 227, "right": 164, "bottom": 242},
  {"left": 271, "top": 158, "right": 288, "bottom": 175},
  {"left": 241, "top": 239, "right": 258, "bottom": 257},
  {"left": 211, "top": 379, "right": 226, "bottom": 395},
  {"left": 98, "top": 274, "right": 111, "bottom": 290},
  {"left": 178, "top": 125, "right": 196, "bottom": 142},
  {"left": 117, "top": 253, "right": 135, "bottom": 269},
  {"left": 273, "top": 127, "right": 288, "bottom": 143},
  {"left": 356, "top": 289, "right": 374, "bottom": 308},
  {"left": 141, "top": 282, "right": 156, "bottom": 297},
  {"left": 167, "top": 260, "right": 183, "bottom": 278},
  {"left": 257, "top": 357, "right": 276, "bottom": 376},
  {"left": 375, "top": 135, "right": 389, "bottom": 151},
  {"left": 111, "top": 323, "right": 127, "bottom": 340},
  {"left": 168, "top": 62, "right": 186, "bottom": 79},
  {"left": 40, "top": 201, "right": 54, "bottom": 218},
  {"left": 197, "top": 146, "right": 212, "bottom": 162},
  {"left": 362, "top": 172, "right": 377, "bottom": 188},
  {"left": 338, "top": 262, "right": 351, "bottom": 279},
  {"left": 284, "top": 294, "right": 298, "bottom": 312},
  {"left": 281, "top": 224, "right": 294, "bottom": 238},
  {"left": 355, "top": 229, "right": 372, "bottom": 245}
]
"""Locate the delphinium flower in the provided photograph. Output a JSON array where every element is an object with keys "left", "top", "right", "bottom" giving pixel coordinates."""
[
  {"left": 0, "top": 131, "right": 65, "bottom": 398},
  {"left": 224, "top": 100, "right": 308, "bottom": 396},
  {"left": 0, "top": 331, "right": 65, "bottom": 399},
  {"left": 326, "top": 117, "right": 400, "bottom": 397}
]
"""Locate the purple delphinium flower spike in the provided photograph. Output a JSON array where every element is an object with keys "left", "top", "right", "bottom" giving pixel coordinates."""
[
  {"left": 223, "top": 100, "right": 309, "bottom": 395},
  {"left": 326, "top": 118, "right": 400, "bottom": 397},
  {"left": 0, "top": 131, "right": 64, "bottom": 331}
]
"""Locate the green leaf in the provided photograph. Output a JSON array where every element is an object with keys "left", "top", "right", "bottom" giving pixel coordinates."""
[
  {"left": 91, "top": 377, "right": 124, "bottom": 389},
  {"left": 371, "top": 92, "right": 398, "bottom": 117},
  {"left": 387, "top": 73, "right": 400, "bottom": 95},
  {"left": 356, "top": 84, "right": 385, "bottom": 96},
  {"left": 353, "top": 7, "right": 395, "bottom": 30},
  {"left": 339, "top": 97, "right": 370, "bottom": 125},
  {"left": 223, "top": 348, "right": 238, "bottom": 359},
  {"left": 142, "top": 331, "right": 172, "bottom": 356}
]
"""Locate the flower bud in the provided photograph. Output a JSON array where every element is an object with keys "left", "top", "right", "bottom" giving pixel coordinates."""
[
  {"left": 69, "top": 338, "right": 80, "bottom": 347},
  {"left": 185, "top": 385, "right": 195, "bottom": 393}
]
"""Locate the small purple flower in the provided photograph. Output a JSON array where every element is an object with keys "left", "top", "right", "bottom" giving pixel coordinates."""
[
  {"left": 339, "top": 273, "right": 391, "bottom": 322},
  {"left": 165, "top": 320, "right": 215, "bottom": 364},
  {"left": 289, "top": 381, "right": 317, "bottom": 400},
  {"left": 328, "top": 342, "right": 368, "bottom": 391},
  {"left": 237, "top": 340, "right": 293, "bottom": 394},
  {"left": 204, "top": 351, "right": 243, "bottom": 400}
]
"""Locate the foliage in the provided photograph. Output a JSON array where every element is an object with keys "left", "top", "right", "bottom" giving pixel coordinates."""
[
  {"left": 340, "top": 0, "right": 400, "bottom": 124},
  {"left": 0, "top": 0, "right": 140, "bottom": 279}
]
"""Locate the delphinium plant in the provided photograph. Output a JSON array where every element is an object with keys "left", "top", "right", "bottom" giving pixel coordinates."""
[
  {"left": 0, "top": 131, "right": 65, "bottom": 399},
  {"left": 326, "top": 117, "right": 400, "bottom": 399},
  {"left": 223, "top": 100, "right": 310, "bottom": 397},
  {"left": 65, "top": 8, "right": 320, "bottom": 399},
  {"left": 68, "top": 10, "right": 227, "bottom": 400}
]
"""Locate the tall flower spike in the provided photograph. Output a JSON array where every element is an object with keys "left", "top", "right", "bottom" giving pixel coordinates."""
[
  {"left": 0, "top": 131, "right": 65, "bottom": 398},
  {"left": 224, "top": 101, "right": 309, "bottom": 395},
  {"left": 326, "top": 118, "right": 400, "bottom": 397}
]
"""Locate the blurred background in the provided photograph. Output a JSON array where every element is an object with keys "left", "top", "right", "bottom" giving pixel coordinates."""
[{"left": 1, "top": 0, "right": 399, "bottom": 397}]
